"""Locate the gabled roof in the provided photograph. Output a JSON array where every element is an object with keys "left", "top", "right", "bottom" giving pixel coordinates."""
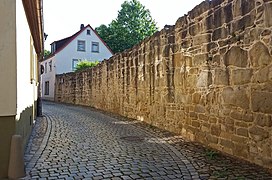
[{"left": 44, "top": 24, "right": 113, "bottom": 60}]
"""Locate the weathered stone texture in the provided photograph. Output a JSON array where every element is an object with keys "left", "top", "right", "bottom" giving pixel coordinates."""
[{"left": 55, "top": 0, "right": 272, "bottom": 170}]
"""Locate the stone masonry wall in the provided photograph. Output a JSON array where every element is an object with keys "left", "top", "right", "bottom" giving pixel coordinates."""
[{"left": 55, "top": 0, "right": 272, "bottom": 169}]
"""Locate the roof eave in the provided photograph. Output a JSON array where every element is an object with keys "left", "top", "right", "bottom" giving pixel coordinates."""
[{"left": 22, "top": 0, "right": 44, "bottom": 59}]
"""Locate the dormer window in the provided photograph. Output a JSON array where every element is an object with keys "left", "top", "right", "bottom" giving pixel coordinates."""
[
  {"left": 87, "top": 29, "right": 91, "bottom": 35},
  {"left": 51, "top": 42, "right": 56, "bottom": 53}
]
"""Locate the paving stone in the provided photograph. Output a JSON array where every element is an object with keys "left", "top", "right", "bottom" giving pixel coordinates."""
[{"left": 23, "top": 101, "right": 272, "bottom": 179}]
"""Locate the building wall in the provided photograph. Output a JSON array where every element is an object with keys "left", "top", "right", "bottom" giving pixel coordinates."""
[
  {"left": 0, "top": 0, "right": 17, "bottom": 116},
  {"left": 55, "top": 27, "right": 113, "bottom": 75},
  {"left": 15, "top": 0, "right": 38, "bottom": 146},
  {"left": 0, "top": 0, "right": 16, "bottom": 178},
  {"left": 0, "top": 0, "right": 39, "bottom": 178},
  {"left": 56, "top": 0, "right": 272, "bottom": 169},
  {"left": 41, "top": 56, "right": 56, "bottom": 101}
]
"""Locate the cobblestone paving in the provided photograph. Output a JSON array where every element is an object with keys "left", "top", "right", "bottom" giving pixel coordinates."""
[
  {"left": 23, "top": 102, "right": 272, "bottom": 180},
  {"left": 24, "top": 116, "right": 47, "bottom": 164}
]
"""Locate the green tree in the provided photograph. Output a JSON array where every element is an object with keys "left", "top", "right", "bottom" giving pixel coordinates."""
[
  {"left": 95, "top": 0, "right": 158, "bottom": 53},
  {"left": 75, "top": 60, "right": 99, "bottom": 71},
  {"left": 44, "top": 49, "right": 51, "bottom": 58}
]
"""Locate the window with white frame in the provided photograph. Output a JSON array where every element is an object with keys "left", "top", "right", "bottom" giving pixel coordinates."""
[
  {"left": 44, "top": 81, "right": 49, "bottom": 95},
  {"left": 77, "top": 40, "right": 86, "bottom": 51},
  {"left": 72, "top": 59, "right": 79, "bottom": 71},
  {"left": 92, "top": 42, "right": 99, "bottom": 53}
]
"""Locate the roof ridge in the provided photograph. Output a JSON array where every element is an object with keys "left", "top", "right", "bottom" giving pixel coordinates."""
[{"left": 46, "top": 24, "right": 113, "bottom": 58}]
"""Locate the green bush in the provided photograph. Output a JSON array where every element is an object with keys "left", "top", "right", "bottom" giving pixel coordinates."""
[{"left": 75, "top": 60, "right": 99, "bottom": 71}]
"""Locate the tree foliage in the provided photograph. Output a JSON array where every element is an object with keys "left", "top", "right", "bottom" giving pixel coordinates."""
[
  {"left": 44, "top": 49, "right": 51, "bottom": 58},
  {"left": 75, "top": 60, "right": 99, "bottom": 71},
  {"left": 95, "top": 0, "right": 158, "bottom": 53}
]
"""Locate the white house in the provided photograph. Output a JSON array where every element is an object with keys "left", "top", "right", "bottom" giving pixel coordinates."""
[{"left": 41, "top": 24, "right": 113, "bottom": 101}]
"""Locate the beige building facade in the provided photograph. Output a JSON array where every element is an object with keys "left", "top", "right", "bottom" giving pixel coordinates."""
[{"left": 0, "top": 0, "right": 43, "bottom": 178}]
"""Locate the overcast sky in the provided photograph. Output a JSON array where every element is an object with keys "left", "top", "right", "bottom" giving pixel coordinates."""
[{"left": 43, "top": 0, "right": 204, "bottom": 50}]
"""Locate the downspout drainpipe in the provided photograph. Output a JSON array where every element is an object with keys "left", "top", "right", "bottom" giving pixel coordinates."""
[{"left": 37, "top": 0, "right": 44, "bottom": 117}]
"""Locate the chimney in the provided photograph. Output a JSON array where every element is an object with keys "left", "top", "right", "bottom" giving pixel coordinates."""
[{"left": 80, "top": 24, "right": 84, "bottom": 30}]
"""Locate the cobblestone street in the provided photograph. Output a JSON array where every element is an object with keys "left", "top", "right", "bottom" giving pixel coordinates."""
[{"left": 23, "top": 102, "right": 272, "bottom": 180}]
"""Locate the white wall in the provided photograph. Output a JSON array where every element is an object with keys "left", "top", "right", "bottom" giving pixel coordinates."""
[
  {"left": 16, "top": 0, "right": 38, "bottom": 115},
  {"left": 55, "top": 27, "right": 112, "bottom": 74},
  {"left": 40, "top": 56, "right": 56, "bottom": 100},
  {"left": 0, "top": 0, "right": 16, "bottom": 116}
]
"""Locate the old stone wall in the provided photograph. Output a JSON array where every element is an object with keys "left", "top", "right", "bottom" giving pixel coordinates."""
[{"left": 55, "top": 0, "right": 272, "bottom": 169}]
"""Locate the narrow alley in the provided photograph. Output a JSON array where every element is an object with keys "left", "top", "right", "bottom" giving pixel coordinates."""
[{"left": 22, "top": 102, "right": 271, "bottom": 180}]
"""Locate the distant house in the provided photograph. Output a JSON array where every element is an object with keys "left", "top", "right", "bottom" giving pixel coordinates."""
[
  {"left": 0, "top": 0, "right": 43, "bottom": 178},
  {"left": 41, "top": 24, "right": 113, "bottom": 101}
]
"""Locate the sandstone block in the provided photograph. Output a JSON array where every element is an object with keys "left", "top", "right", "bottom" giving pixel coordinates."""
[
  {"left": 252, "top": 66, "right": 270, "bottom": 83},
  {"left": 175, "top": 93, "right": 191, "bottom": 104},
  {"left": 192, "top": 120, "right": 201, "bottom": 128},
  {"left": 189, "top": 68, "right": 199, "bottom": 74},
  {"left": 214, "top": 68, "right": 229, "bottom": 85},
  {"left": 255, "top": 113, "right": 272, "bottom": 127},
  {"left": 265, "top": 2, "right": 272, "bottom": 27},
  {"left": 213, "top": 7, "right": 224, "bottom": 29},
  {"left": 193, "top": 33, "right": 211, "bottom": 46},
  {"left": 261, "top": 29, "right": 271, "bottom": 36},
  {"left": 205, "top": 13, "right": 214, "bottom": 31},
  {"left": 231, "top": 68, "right": 252, "bottom": 85},
  {"left": 249, "top": 42, "right": 272, "bottom": 67},
  {"left": 235, "top": 121, "right": 249, "bottom": 128},
  {"left": 224, "top": 3, "right": 233, "bottom": 23},
  {"left": 261, "top": 144, "right": 272, "bottom": 157},
  {"left": 236, "top": 128, "right": 249, "bottom": 137},
  {"left": 222, "top": 87, "right": 249, "bottom": 109},
  {"left": 209, "top": 116, "right": 218, "bottom": 124},
  {"left": 251, "top": 91, "right": 272, "bottom": 113},
  {"left": 233, "top": 0, "right": 243, "bottom": 17},
  {"left": 220, "top": 138, "right": 234, "bottom": 149},
  {"left": 212, "top": 27, "right": 228, "bottom": 41},
  {"left": 192, "top": 54, "right": 208, "bottom": 66},
  {"left": 197, "top": 70, "right": 212, "bottom": 87},
  {"left": 173, "top": 53, "right": 184, "bottom": 67},
  {"left": 211, "top": 124, "right": 221, "bottom": 136},
  {"left": 243, "top": 113, "right": 254, "bottom": 122},
  {"left": 206, "top": 134, "right": 219, "bottom": 144},
  {"left": 186, "top": 75, "right": 197, "bottom": 88},
  {"left": 233, "top": 143, "right": 249, "bottom": 159},
  {"left": 230, "top": 111, "right": 243, "bottom": 120},
  {"left": 189, "top": 111, "right": 198, "bottom": 119},
  {"left": 163, "top": 45, "right": 171, "bottom": 57},
  {"left": 232, "top": 135, "right": 247, "bottom": 143},
  {"left": 189, "top": 23, "right": 201, "bottom": 36},
  {"left": 224, "top": 46, "right": 248, "bottom": 67},
  {"left": 249, "top": 126, "right": 269, "bottom": 141},
  {"left": 199, "top": 114, "right": 209, "bottom": 121},
  {"left": 195, "top": 104, "right": 206, "bottom": 113}
]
